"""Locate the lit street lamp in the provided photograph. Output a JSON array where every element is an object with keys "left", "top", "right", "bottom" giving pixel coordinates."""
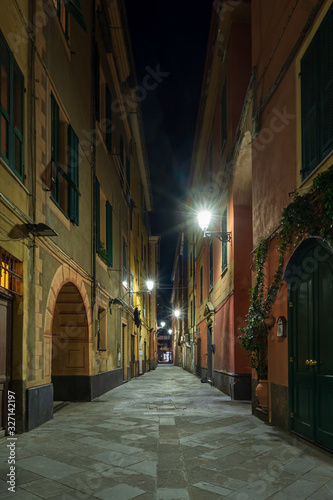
[{"left": 197, "top": 209, "right": 232, "bottom": 243}]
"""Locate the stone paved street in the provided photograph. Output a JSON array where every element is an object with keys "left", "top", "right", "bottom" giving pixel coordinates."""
[{"left": 1, "top": 366, "right": 333, "bottom": 499}]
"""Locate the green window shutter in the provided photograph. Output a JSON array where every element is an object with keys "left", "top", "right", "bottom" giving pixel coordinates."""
[
  {"left": 96, "top": 178, "right": 100, "bottom": 253},
  {"left": 68, "top": 124, "right": 79, "bottom": 225},
  {"left": 301, "top": 35, "right": 318, "bottom": 179},
  {"left": 0, "top": 33, "right": 24, "bottom": 181},
  {"left": 301, "top": 5, "right": 333, "bottom": 180},
  {"left": 106, "top": 200, "right": 113, "bottom": 267},
  {"left": 320, "top": 6, "right": 333, "bottom": 158},
  {"left": 0, "top": 33, "right": 10, "bottom": 163},
  {"left": 105, "top": 84, "right": 112, "bottom": 152},
  {"left": 63, "top": 0, "right": 87, "bottom": 32},
  {"left": 51, "top": 93, "right": 59, "bottom": 201},
  {"left": 222, "top": 208, "right": 228, "bottom": 273},
  {"left": 51, "top": 93, "right": 59, "bottom": 163},
  {"left": 95, "top": 44, "right": 100, "bottom": 121},
  {"left": 126, "top": 155, "right": 130, "bottom": 191},
  {"left": 13, "top": 62, "right": 24, "bottom": 180},
  {"left": 123, "top": 238, "right": 127, "bottom": 283},
  {"left": 119, "top": 134, "right": 124, "bottom": 187}
]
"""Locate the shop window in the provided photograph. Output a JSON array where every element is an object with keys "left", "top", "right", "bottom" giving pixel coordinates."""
[{"left": 0, "top": 248, "right": 22, "bottom": 296}]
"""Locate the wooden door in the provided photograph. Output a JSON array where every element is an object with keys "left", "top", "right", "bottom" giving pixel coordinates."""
[
  {"left": 289, "top": 241, "right": 333, "bottom": 451},
  {"left": 0, "top": 296, "right": 12, "bottom": 435}
]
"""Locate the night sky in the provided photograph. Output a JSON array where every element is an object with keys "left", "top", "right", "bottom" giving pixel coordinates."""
[{"left": 125, "top": 0, "right": 212, "bottom": 308}]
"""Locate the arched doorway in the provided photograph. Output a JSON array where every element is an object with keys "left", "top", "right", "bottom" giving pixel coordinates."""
[
  {"left": 52, "top": 282, "right": 90, "bottom": 400},
  {"left": 285, "top": 238, "right": 333, "bottom": 451}
]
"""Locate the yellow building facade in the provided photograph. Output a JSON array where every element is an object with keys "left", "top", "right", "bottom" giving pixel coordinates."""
[{"left": 0, "top": 0, "right": 156, "bottom": 434}]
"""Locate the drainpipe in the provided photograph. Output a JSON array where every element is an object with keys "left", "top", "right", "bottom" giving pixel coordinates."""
[{"left": 91, "top": 0, "right": 97, "bottom": 314}]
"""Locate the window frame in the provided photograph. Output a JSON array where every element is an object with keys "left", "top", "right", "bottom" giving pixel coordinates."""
[
  {"left": 50, "top": 93, "right": 79, "bottom": 223},
  {"left": 301, "top": 5, "right": 333, "bottom": 180},
  {"left": 0, "top": 32, "right": 24, "bottom": 182}
]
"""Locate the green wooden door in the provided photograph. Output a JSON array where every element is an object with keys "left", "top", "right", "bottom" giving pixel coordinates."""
[{"left": 289, "top": 241, "right": 333, "bottom": 451}]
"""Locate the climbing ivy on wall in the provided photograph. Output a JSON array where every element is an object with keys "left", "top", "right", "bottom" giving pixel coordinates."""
[{"left": 239, "top": 165, "right": 333, "bottom": 380}]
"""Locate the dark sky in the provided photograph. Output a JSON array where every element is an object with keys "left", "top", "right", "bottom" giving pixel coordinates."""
[{"left": 125, "top": 1, "right": 212, "bottom": 306}]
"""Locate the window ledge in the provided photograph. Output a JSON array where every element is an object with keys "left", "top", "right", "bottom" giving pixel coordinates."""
[
  {"left": 96, "top": 253, "right": 108, "bottom": 271},
  {"left": 221, "top": 267, "right": 228, "bottom": 278},
  {"left": 48, "top": 196, "right": 71, "bottom": 230},
  {"left": 0, "top": 157, "right": 29, "bottom": 194},
  {"left": 298, "top": 151, "right": 333, "bottom": 191}
]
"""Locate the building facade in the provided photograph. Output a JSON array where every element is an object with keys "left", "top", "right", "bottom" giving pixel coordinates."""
[
  {"left": 175, "top": 0, "right": 333, "bottom": 452},
  {"left": 0, "top": 0, "right": 157, "bottom": 434}
]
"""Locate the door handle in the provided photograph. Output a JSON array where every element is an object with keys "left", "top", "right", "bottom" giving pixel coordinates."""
[{"left": 305, "top": 359, "right": 317, "bottom": 366}]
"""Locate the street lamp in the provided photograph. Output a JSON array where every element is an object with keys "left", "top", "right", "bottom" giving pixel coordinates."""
[
  {"left": 146, "top": 280, "right": 154, "bottom": 292},
  {"left": 197, "top": 209, "right": 232, "bottom": 243},
  {"left": 160, "top": 321, "right": 166, "bottom": 328},
  {"left": 174, "top": 309, "right": 180, "bottom": 318},
  {"left": 110, "top": 280, "right": 155, "bottom": 307},
  {"left": 168, "top": 329, "right": 172, "bottom": 334}
]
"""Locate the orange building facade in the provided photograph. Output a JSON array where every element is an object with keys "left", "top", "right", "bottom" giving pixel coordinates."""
[{"left": 175, "top": 0, "right": 333, "bottom": 452}]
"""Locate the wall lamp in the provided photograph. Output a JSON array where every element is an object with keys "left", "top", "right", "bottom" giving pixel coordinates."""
[
  {"left": 110, "top": 280, "right": 154, "bottom": 308},
  {"left": 26, "top": 223, "right": 58, "bottom": 237},
  {"left": 197, "top": 210, "right": 231, "bottom": 243}
]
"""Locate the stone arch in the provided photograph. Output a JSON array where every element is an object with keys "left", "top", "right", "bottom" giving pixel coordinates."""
[{"left": 43, "top": 265, "right": 92, "bottom": 399}]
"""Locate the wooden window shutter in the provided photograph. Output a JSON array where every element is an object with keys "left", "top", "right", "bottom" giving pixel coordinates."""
[
  {"left": 96, "top": 178, "right": 100, "bottom": 253},
  {"left": 106, "top": 200, "right": 113, "bottom": 267},
  {"left": 68, "top": 124, "right": 79, "bottom": 225},
  {"left": 105, "top": 84, "right": 112, "bottom": 152},
  {"left": 320, "top": 6, "right": 333, "bottom": 158}
]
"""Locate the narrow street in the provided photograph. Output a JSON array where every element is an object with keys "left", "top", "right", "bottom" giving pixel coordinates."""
[{"left": 1, "top": 366, "right": 333, "bottom": 500}]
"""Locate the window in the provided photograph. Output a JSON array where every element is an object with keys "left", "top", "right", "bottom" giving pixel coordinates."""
[
  {"left": 126, "top": 155, "right": 130, "bottom": 192},
  {"left": 190, "top": 300, "right": 193, "bottom": 327},
  {"left": 130, "top": 272, "right": 134, "bottom": 307},
  {"left": 221, "top": 82, "right": 227, "bottom": 153},
  {"left": 222, "top": 208, "right": 228, "bottom": 273},
  {"left": 105, "top": 200, "right": 113, "bottom": 266},
  {"left": 209, "top": 241, "right": 213, "bottom": 290},
  {"left": 119, "top": 134, "right": 124, "bottom": 187},
  {"left": 97, "top": 307, "right": 107, "bottom": 350},
  {"left": 0, "top": 247, "right": 23, "bottom": 296},
  {"left": 0, "top": 32, "right": 24, "bottom": 181},
  {"left": 99, "top": 69, "right": 113, "bottom": 152},
  {"left": 105, "top": 84, "right": 112, "bottom": 152},
  {"left": 190, "top": 252, "right": 192, "bottom": 277},
  {"left": 51, "top": 93, "right": 79, "bottom": 223},
  {"left": 96, "top": 179, "right": 112, "bottom": 266},
  {"left": 123, "top": 238, "right": 127, "bottom": 284},
  {"left": 301, "top": 5, "right": 333, "bottom": 180},
  {"left": 52, "top": 0, "right": 69, "bottom": 39},
  {"left": 142, "top": 293, "right": 146, "bottom": 318},
  {"left": 200, "top": 266, "right": 203, "bottom": 304}
]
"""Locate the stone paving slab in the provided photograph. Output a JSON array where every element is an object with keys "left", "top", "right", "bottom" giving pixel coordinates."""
[{"left": 1, "top": 366, "right": 333, "bottom": 498}]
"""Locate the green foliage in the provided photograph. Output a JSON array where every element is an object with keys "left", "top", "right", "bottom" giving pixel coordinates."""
[
  {"left": 239, "top": 166, "right": 333, "bottom": 380},
  {"left": 98, "top": 241, "right": 109, "bottom": 265}
]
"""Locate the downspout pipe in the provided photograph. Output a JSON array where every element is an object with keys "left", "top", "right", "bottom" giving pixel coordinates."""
[{"left": 91, "top": 0, "right": 97, "bottom": 312}]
